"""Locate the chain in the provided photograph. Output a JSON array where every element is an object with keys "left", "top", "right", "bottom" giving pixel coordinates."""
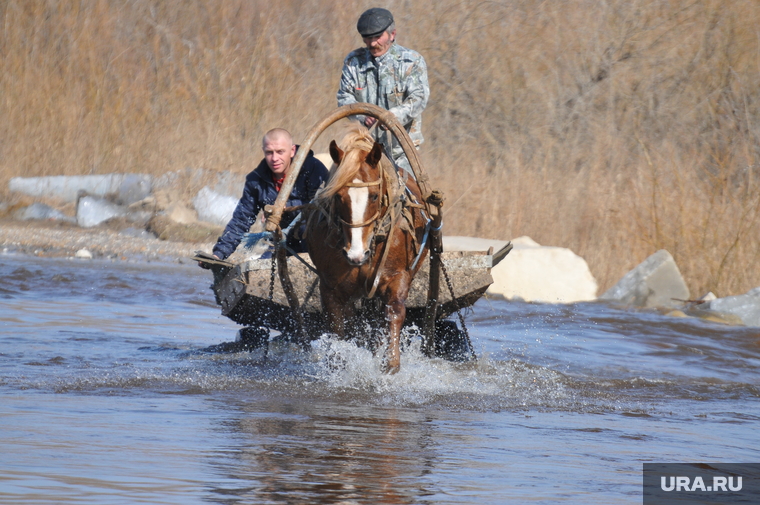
[
  {"left": 439, "top": 257, "right": 476, "bottom": 360},
  {"left": 268, "top": 234, "right": 278, "bottom": 301}
]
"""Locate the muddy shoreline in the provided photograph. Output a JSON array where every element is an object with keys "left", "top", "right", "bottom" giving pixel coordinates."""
[{"left": 0, "top": 219, "right": 214, "bottom": 264}]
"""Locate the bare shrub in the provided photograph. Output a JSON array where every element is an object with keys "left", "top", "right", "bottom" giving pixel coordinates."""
[{"left": 1, "top": 0, "right": 758, "bottom": 295}]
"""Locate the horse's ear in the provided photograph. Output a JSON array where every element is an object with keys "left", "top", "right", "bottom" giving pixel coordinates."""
[
  {"left": 329, "top": 140, "right": 344, "bottom": 165},
  {"left": 366, "top": 142, "right": 383, "bottom": 167}
]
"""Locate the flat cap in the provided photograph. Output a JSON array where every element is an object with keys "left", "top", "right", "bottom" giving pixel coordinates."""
[{"left": 357, "top": 8, "right": 394, "bottom": 38}]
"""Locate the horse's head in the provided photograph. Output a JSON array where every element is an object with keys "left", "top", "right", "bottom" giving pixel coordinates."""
[{"left": 328, "top": 138, "right": 385, "bottom": 266}]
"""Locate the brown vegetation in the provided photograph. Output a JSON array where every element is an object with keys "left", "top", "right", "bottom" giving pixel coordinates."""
[{"left": 1, "top": 0, "right": 758, "bottom": 296}]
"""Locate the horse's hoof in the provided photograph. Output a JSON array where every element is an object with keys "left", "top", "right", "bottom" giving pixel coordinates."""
[{"left": 382, "top": 360, "right": 400, "bottom": 374}]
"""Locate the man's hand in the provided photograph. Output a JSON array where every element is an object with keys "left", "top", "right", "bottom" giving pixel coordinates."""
[
  {"left": 198, "top": 253, "right": 219, "bottom": 269},
  {"left": 364, "top": 116, "right": 388, "bottom": 131},
  {"left": 364, "top": 116, "right": 377, "bottom": 128}
]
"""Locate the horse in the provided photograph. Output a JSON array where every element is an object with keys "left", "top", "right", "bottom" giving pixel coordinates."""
[{"left": 305, "top": 127, "right": 429, "bottom": 374}]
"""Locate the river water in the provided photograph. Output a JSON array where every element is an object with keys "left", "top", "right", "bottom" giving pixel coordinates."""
[{"left": 1, "top": 253, "right": 758, "bottom": 504}]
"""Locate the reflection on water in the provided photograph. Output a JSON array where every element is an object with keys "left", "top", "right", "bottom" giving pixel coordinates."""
[
  {"left": 1, "top": 253, "right": 759, "bottom": 504},
  {"left": 213, "top": 403, "right": 435, "bottom": 504}
]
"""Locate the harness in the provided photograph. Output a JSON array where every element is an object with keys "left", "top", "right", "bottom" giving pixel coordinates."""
[
  {"left": 339, "top": 177, "right": 382, "bottom": 229},
  {"left": 307, "top": 156, "right": 426, "bottom": 300}
]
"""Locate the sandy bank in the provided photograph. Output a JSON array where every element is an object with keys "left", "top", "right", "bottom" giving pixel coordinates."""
[{"left": 0, "top": 219, "right": 214, "bottom": 263}]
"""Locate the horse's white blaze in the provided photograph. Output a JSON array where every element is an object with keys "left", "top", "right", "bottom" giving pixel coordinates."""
[{"left": 346, "top": 181, "right": 369, "bottom": 262}]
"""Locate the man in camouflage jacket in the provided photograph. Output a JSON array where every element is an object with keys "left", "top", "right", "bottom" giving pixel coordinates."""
[{"left": 337, "top": 8, "right": 429, "bottom": 174}]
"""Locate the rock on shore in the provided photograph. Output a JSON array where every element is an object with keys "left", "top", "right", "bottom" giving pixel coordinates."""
[
  {"left": 4, "top": 172, "right": 760, "bottom": 327},
  {"left": 444, "top": 235, "right": 598, "bottom": 303}
]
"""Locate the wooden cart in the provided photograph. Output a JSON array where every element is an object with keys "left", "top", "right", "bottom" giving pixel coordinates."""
[
  {"left": 196, "top": 103, "right": 512, "bottom": 361},
  {"left": 195, "top": 242, "right": 511, "bottom": 360}
]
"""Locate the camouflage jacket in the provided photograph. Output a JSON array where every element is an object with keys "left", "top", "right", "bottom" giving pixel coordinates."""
[{"left": 337, "top": 43, "right": 429, "bottom": 170}]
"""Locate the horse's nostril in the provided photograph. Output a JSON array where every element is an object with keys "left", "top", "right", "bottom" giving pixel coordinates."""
[{"left": 342, "top": 247, "right": 370, "bottom": 266}]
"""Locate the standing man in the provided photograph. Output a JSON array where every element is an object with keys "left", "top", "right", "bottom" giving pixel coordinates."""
[
  {"left": 209, "top": 128, "right": 329, "bottom": 261},
  {"left": 337, "top": 7, "right": 429, "bottom": 175}
]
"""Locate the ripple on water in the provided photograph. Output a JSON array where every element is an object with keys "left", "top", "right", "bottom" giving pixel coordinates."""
[{"left": 27, "top": 331, "right": 650, "bottom": 416}]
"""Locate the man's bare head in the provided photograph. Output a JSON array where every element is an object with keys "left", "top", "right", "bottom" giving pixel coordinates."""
[
  {"left": 262, "top": 128, "right": 296, "bottom": 177},
  {"left": 262, "top": 128, "right": 293, "bottom": 150}
]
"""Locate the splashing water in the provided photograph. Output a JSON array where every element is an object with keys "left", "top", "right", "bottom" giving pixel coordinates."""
[{"left": 2, "top": 253, "right": 759, "bottom": 504}]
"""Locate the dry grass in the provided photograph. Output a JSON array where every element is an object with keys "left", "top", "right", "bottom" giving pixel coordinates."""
[{"left": 1, "top": 0, "right": 759, "bottom": 296}]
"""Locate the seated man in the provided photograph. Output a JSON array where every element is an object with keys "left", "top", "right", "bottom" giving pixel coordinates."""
[
  {"left": 337, "top": 7, "right": 429, "bottom": 176},
  {"left": 209, "top": 128, "right": 329, "bottom": 261}
]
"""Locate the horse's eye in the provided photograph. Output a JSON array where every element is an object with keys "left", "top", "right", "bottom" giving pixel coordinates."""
[{"left": 370, "top": 193, "right": 379, "bottom": 202}]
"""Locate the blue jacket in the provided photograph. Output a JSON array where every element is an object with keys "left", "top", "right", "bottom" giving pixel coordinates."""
[{"left": 212, "top": 148, "right": 329, "bottom": 260}]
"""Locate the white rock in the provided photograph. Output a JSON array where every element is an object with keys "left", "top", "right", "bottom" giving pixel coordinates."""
[
  {"left": 13, "top": 203, "right": 75, "bottom": 223},
  {"left": 75, "top": 248, "right": 93, "bottom": 259},
  {"left": 9, "top": 174, "right": 151, "bottom": 203},
  {"left": 600, "top": 249, "right": 689, "bottom": 308},
  {"left": 116, "top": 174, "right": 152, "bottom": 204},
  {"left": 76, "top": 195, "right": 127, "bottom": 228},
  {"left": 443, "top": 235, "right": 598, "bottom": 303},
  {"left": 193, "top": 186, "right": 237, "bottom": 227},
  {"left": 705, "top": 287, "right": 760, "bottom": 327}
]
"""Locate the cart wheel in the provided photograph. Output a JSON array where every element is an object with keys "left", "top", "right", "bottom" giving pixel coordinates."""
[
  {"left": 237, "top": 326, "right": 270, "bottom": 351},
  {"left": 434, "top": 320, "right": 475, "bottom": 362}
]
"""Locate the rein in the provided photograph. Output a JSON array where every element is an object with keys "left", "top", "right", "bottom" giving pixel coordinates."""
[
  {"left": 339, "top": 209, "right": 380, "bottom": 228},
  {"left": 344, "top": 179, "right": 382, "bottom": 188},
  {"left": 362, "top": 166, "right": 397, "bottom": 299}
]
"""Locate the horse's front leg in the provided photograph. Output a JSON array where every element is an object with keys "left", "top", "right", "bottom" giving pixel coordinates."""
[
  {"left": 381, "top": 277, "right": 410, "bottom": 374},
  {"left": 382, "top": 298, "right": 405, "bottom": 374},
  {"left": 320, "top": 284, "right": 353, "bottom": 340}
]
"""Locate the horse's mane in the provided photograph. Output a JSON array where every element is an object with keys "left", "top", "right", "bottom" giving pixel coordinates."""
[{"left": 316, "top": 125, "right": 376, "bottom": 200}]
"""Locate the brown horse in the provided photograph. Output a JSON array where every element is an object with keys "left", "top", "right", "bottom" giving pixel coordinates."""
[{"left": 305, "top": 127, "right": 429, "bottom": 374}]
